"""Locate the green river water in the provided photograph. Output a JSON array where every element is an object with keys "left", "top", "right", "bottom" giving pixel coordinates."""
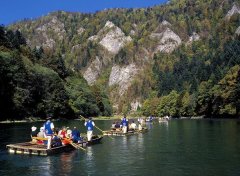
[{"left": 0, "top": 119, "right": 240, "bottom": 176}]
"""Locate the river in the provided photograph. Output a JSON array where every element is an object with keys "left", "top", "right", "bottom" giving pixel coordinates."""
[{"left": 0, "top": 119, "right": 240, "bottom": 176}]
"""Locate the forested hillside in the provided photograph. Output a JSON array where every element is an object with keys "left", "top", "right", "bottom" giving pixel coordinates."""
[
  {"left": 2, "top": 0, "right": 240, "bottom": 119},
  {"left": 0, "top": 26, "right": 112, "bottom": 120}
]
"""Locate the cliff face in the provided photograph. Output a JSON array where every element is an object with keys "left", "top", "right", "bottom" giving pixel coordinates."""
[
  {"left": 27, "top": 16, "right": 66, "bottom": 49},
  {"left": 109, "top": 64, "right": 139, "bottom": 96},
  {"left": 83, "top": 21, "right": 133, "bottom": 86},
  {"left": 9, "top": 0, "right": 240, "bottom": 112}
]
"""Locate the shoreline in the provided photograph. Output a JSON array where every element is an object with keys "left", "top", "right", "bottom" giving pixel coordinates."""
[
  {"left": 1, "top": 116, "right": 238, "bottom": 123},
  {"left": 0, "top": 119, "right": 45, "bottom": 124}
]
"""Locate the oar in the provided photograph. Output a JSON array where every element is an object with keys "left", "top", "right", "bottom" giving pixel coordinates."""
[
  {"left": 95, "top": 125, "right": 114, "bottom": 139},
  {"left": 63, "top": 138, "right": 86, "bottom": 151},
  {"left": 71, "top": 142, "right": 86, "bottom": 151}
]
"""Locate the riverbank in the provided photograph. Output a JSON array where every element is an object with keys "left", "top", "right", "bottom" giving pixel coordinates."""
[
  {"left": 92, "top": 114, "right": 150, "bottom": 120},
  {"left": 2, "top": 115, "right": 237, "bottom": 123},
  {"left": 0, "top": 117, "right": 45, "bottom": 124},
  {"left": 77, "top": 115, "right": 141, "bottom": 121},
  {"left": 0, "top": 115, "right": 142, "bottom": 123}
]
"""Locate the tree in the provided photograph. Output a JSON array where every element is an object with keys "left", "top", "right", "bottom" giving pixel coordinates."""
[
  {"left": 157, "top": 90, "right": 179, "bottom": 117},
  {"left": 196, "top": 80, "right": 214, "bottom": 116},
  {"left": 91, "top": 84, "right": 112, "bottom": 116},
  {"left": 65, "top": 76, "right": 100, "bottom": 117},
  {"left": 212, "top": 65, "right": 240, "bottom": 116},
  {"left": 142, "top": 98, "right": 160, "bottom": 116}
]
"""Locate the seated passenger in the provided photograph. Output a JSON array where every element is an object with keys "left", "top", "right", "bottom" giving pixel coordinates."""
[
  {"left": 115, "top": 122, "right": 121, "bottom": 128},
  {"left": 58, "top": 127, "right": 67, "bottom": 138},
  {"left": 51, "top": 132, "right": 62, "bottom": 148},
  {"left": 66, "top": 128, "right": 72, "bottom": 139},
  {"left": 130, "top": 121, "right": 137, "bottom": 130},
  {"left": 36, "top": 127, "right": 45, "bottom": 144},
  {"left": 31, "top": 126, "right": 38, "bottom": 143},
  {"left": 31, "top": 126, "right": 38, "bottom": 137},
  {"left": 71, "top": 127, "right": 82, "bottom": 143},
  {"left": 111, "top": 122, "right": 116, "bottom": 129}
]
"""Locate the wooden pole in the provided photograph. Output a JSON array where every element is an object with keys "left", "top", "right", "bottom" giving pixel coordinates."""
[
  {"left": 95, "top": 125, "right": 114, "bottom": 139},
  {"left": 64, "top": 138, "right": 86, "bottom": 151}
]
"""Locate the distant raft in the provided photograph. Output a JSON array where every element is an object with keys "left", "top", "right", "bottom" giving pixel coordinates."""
[
  {"left": 6, "top": 135, "right": 103, "bottom": 156},
  {"left": 103, "top": 128, "right": 148, "bottom": 136}
]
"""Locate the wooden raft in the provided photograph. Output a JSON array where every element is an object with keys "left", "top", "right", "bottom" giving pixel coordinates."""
[
  {"left": 6, "top": 135, "right": 103, "bottom": 156},
  {"left": 77, "top": 135, "right": 103, "bottom": 147},
  {"left": 103, "top": 128, "right": 148, "bottom": 136},
  {"left": 6, "top": 142, "right": 74, "bottom": 156}
]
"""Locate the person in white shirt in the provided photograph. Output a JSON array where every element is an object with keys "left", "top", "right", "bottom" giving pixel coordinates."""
[{"left": 130, "top": 120, "right": 137, "bottom": 130}]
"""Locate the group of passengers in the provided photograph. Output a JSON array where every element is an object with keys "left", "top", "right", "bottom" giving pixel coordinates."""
[
  {"left": 111, "top": 116, "right": 144, "bottom": 133},
  {"left": 30, "top": 116, "right": 95, "bottom": 149}
]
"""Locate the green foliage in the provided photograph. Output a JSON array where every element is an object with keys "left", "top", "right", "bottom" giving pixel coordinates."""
[
  {"left": 142, "top": 98, "right": 160, "bottom": 116},
  {"left": 65, "top": 75, "right": 112, "bottom": 117},
  {"left": 4, "top": 0, "right": 240, "bottom": 118},
  {"left": 0, "top": 26, "right": 112, "bottom": 120},
  {"left": 157, "top": 90, "right": 179, "bottom": 117},
  {"left": 212, "top": 65, "right": 240, "bottom": 116},
  {"left": 91, "top": 85, "right": 112, "bottom": 116}
]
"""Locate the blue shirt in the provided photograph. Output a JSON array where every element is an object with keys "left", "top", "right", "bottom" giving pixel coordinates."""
[
  {"left": 85, "top": 120, "right": 94, "bottom": 131},
  {"left": 44, "top": 121, "right": 54, "bottom": 135},
  {"left": 72, "top": 129, "right": 80, "bottom": 138},
  {"left": 121, "top": 118, "right": 128, "bottom": 127}
]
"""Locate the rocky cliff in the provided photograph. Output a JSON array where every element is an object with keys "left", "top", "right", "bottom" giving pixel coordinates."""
[{"left": 9, "top": 0, "right": 240, "bottom": 113}]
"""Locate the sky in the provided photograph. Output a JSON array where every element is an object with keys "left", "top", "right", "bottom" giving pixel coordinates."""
[{"left": 0, "top": 0, "right": 168, "bottom": 25}]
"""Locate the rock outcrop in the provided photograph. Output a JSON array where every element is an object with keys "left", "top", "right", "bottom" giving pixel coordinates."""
[
  {"left": 131, "top": 100, "right": 142, "bottom": 111},
  {"left": 83, "top": 21, "right": 133, "bottom": 85},
  {"left": 99, "top": 28, "right": 132, "bottom": 54},
  {"left": 187, "top": 32, "right": 200, "bottom": 45},
  {"left": 225, "top": 4, "right": 240, "bottom": 20},
  {"left": 109, "top": 64, "right": 138, "bottom": 95},
  {"left": 77, "top": 27, "right": 85, "bottom": 35},
  {"left": 88, "top": 35, "right": 99, "bottom": 41},
  {"left": 151, "top": 27, "right": 182, "bottom": 53},
  {"left": 83, "top": 56, "right": 102, "bottom": 85},
  {"left": 235, "top": 26, "right": 240, "bottom": 36},
  {"left": 35, "top": 16, "right": 66, "bottom": 48},
  {"left": 71, "top": 44, "right": 81, "bottom": 53},
  {"left": 88, "top": 21, "right": 132, "bottom": 54},
  {"left": 161, "top": 20, "right": 172, "bottom": 26}
]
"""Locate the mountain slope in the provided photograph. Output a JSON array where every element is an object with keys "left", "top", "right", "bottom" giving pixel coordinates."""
[{"left": 8, "top": 0, "right": 240, "bottom": 116}]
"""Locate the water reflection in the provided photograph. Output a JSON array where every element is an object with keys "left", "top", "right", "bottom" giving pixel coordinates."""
[
  {"left": 122, "top": 136, "right": 127, "bottom": 149},
  {"left": 37, "top": 157, "right": 53, "bottom": 176},
  {"left": 146, "top": 122, "right": 153, "bottom": 129},
  {"left": 158, "top": 120, "right": 169, "bottom": 130},
  {"left": 137, "top": 133, "right": 144, "bottom": 153},
  {"left": 58, "top": 152, "right": 75, "bottom": 176},
  {"left": 85, "top": 146, "right": 96, "bottom": 175},
  {"left": 29, "top": 156, "right": 52, "bottom": 176}
]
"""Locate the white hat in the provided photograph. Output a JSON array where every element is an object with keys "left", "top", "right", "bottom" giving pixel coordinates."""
[
  {"left": 31, "top": 126, "right": 37, "bottom": 131},
  {"left": 40, "top": 127, "right": 44, "bottom": 131}
]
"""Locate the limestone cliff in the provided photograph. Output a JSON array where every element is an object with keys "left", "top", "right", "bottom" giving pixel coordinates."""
[
  {"left": 88, "top": 21, "right": 132, "bottom": 54},
  {"left": 109, "top": 64, "right": 139, "bottom": 96}
]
